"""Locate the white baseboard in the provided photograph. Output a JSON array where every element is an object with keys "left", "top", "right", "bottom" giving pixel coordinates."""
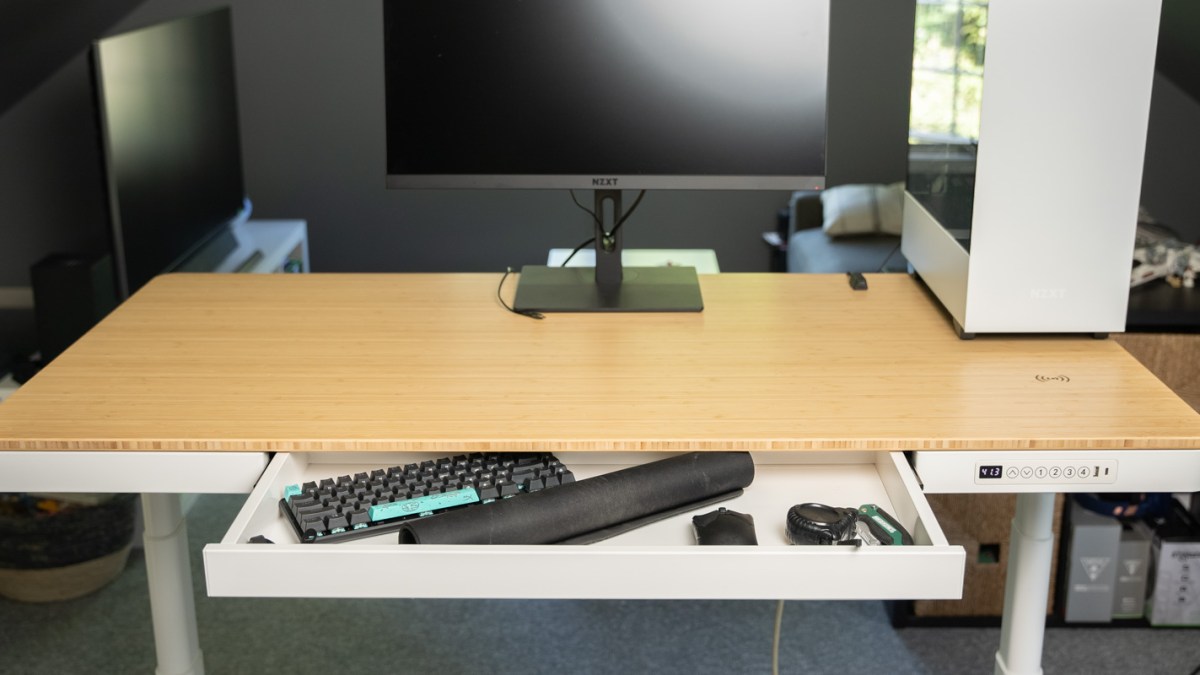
[{"left": 0, "top": 287, "right": 34, "bottom": 310}]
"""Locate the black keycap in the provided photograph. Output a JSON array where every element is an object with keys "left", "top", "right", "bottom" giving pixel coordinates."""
[
  {"left": 296, "top": 503, "right": 328, "bottom": 520},
  {"left": 498, "top": 481, "right": 519, "bottom": 497},
  {"left": 510, "top": 469, "right": 537, "bottom": 484},
  {"left": 327, "top": 514, "right": 350, "bottom": 531},
  {"left": 302, "top": 516, "right": 327, "bottom": 535},
  {"left": 479, "top": 484, "right": 500, "bottom": 501},
  {"left": 525, "top": 477, "right": 546, "bottom": 492},
  {"left": 289, "top": 496, "right": 317, "bottom": 511},
  {"left": 348, "top": 509, "right": 369, "bottom": 527}
]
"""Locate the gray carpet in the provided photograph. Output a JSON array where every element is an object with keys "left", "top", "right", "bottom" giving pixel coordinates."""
[{"left": 1, "top": 494, "right": 1198, "bottom": 674}]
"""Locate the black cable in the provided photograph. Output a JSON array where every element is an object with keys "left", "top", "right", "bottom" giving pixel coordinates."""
[
  {"left": 560, "top": 237, "right": 597, "bottom": 267},
  {"left": 496, "top": 267, "right": 543, "bottom": 320},
  {"left": 876, "top": 240, "right": 903, "bottom": 273},
  {"left": 560, "top": 190, "right": 648, "bottom": 267},
  {"left": 611, "top": 189, "right": 647, "bottom": 236},
  {"left": 568, "top": 190, "right": 602, "bottom": 226}
]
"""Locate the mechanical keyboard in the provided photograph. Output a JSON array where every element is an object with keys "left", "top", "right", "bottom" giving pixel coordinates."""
[{"left": 279, "top": 452, "right": 574, "bottom": 543}]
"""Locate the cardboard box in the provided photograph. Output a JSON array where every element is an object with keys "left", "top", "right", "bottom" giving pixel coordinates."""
[
  {"left": 913, "top": 494, "right": 1064, "bottom": 618},
  {"left": 1112, "top": 523, "right": 1152, "bottom": 619},
  {"left": 1064, "top": 504, "right": 1121, "bottom": 623}
]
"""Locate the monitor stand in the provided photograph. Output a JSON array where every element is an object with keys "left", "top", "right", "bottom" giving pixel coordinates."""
[{"left": 512, "top": 190, "right": 704, "bottom": 313}]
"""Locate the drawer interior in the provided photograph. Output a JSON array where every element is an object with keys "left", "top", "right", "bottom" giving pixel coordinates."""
[{"left": 204, "top": 451, "right": 963, "bottom": 600}]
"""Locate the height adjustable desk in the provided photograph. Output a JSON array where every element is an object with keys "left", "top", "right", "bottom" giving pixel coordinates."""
[{"left": 2, "top": 273, "right": 1199, "bottom": 675}]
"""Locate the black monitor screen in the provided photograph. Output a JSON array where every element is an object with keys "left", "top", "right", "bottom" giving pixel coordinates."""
[
  {"left": 93, "top": 8, "right": 246, "bottom": 298},
  {"left": 385, "top": 0, "right": 829, "bottom": 190}
]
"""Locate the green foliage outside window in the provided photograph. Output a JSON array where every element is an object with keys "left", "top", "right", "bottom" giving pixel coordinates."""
[{"left": 910, "top": 0, "right": 988, "bottom": 142}]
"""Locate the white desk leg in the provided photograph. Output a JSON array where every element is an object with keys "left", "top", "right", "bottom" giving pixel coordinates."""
[
  {"left": 994, "top": 492, "right": 1056, "bottom": 675},
  {"left": 142, "top": 493, "right": 206, "bottom": 675}
]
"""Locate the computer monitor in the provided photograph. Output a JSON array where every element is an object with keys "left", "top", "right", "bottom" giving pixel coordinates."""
[
  {"left": 92, "top": 7, "right": 247, "bottom": 300},
  {"left": 384, "top": 0, "right": 829, "bottom": 311}
]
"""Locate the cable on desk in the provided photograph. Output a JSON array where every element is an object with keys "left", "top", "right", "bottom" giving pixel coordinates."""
[{"left": 496, "top": 267, "right": 544, "bottom": 320}]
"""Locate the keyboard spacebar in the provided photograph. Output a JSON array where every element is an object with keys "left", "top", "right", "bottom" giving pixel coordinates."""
[{"left": 368, "top": 488, "right": 481, "bottom": 522}]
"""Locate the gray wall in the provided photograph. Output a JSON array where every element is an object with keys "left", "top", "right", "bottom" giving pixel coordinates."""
[
  {"left": 1141, "top": 73, "right": 1200, "bottom": 243},
  {"left": 0, "top": 0, "right": 918, "bottom": 292}
]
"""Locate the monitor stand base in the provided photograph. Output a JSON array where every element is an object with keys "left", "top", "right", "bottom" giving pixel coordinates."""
[{"left": 512, "top": 265, "right": 704, "bottom": 313}]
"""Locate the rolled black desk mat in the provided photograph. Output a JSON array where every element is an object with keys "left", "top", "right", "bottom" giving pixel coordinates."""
[{"left": 397, "top": 451, "right": 755, "bottom": 545}]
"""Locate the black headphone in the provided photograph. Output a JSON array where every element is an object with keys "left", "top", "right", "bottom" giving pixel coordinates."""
[{"left": 786, "top": 503, "right": 859, "bottom": 545}]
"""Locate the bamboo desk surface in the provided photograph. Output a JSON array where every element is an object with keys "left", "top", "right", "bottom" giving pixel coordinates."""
[{"left": 1, "top": 273, "right": 1198, "bottom": 453}]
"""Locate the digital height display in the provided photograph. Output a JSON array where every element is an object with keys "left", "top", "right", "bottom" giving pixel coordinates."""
[{"left": 978, "top": 465, "right": 1003, "bottom": 479}]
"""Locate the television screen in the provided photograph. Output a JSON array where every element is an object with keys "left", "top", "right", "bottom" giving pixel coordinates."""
[
  {"left": 93, "top": 7, "right": 246, "bottom": 298},
  {"left": 385, "top": 0, "right": 829, "bottom": 191}
]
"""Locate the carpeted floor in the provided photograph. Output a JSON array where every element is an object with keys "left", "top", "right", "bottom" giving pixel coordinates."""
[{"left": 1, "top": 494, "right": 1198, "bottom": 674}]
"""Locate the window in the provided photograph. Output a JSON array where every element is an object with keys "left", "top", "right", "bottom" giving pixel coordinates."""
[{"left": 909, "top": 0, "right": 988, "bottom": 143}]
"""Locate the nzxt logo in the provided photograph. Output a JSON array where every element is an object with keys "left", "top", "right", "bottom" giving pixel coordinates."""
[
  {"left": 1030, "top": 288, "right": 1067, "bottom": 300},
  {"left": 592, "top": 177, "right": 619, "bottom": 187}
]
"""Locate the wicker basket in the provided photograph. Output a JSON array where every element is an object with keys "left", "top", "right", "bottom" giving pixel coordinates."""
[{"left": 0, "top": 493, "right": 137, "bottom": 602}]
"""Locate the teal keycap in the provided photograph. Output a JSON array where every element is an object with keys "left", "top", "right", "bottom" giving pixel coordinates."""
[
  {"left": 369, "top": 488, "right": 480, "bottom": 522},
  {"left": 283, "top": 484, "right": 303, "bottom": 500}
]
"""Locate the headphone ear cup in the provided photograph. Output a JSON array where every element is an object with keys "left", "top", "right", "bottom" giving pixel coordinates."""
[{"left": 786, "top": 503, "right": 858, "bottom": 545}]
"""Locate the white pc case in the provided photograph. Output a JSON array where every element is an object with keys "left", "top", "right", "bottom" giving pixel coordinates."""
[{"left": 902, "top": 0, "right": 1162, "bottom": 337}]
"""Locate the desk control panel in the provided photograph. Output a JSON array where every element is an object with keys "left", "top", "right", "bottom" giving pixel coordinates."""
[
  {"left": 914, "top": 451, "right": 1200, "bottom": 494},
  {"left": 974, "top": 460, "right": 1117, "bottom": 486}
]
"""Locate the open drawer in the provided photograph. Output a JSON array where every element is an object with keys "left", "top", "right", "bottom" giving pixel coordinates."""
[{"left": 204, "top": 451, "right": 964, "bottom": 600}]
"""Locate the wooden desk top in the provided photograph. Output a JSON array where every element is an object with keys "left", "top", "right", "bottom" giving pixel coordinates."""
[{"left": 2, "top": 273, "right": 1198, "bottom": 452}]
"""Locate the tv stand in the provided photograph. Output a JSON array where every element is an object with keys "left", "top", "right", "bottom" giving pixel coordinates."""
[{"left": 210, "top": 220, "right": 309, "bottom": 274}]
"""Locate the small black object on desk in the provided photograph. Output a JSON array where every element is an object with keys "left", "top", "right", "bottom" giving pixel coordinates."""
[
  {"left": 692, "top": 507, "right": 758, "bottom": 545},
  {"left": 786, "top": 503, "right": 859, "bottom": 545}
]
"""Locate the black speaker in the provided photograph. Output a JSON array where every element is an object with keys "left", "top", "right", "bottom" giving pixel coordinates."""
[{"left": 30, "top": 252, "right": 119, "bottom": 364}]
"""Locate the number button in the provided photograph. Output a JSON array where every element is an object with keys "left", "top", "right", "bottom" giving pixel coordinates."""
[
  {"left": 1064, "top": 466, "right": 1076, "bottom": 479},
  {"left": 1049, "top": 466, "right": 1062, "bottom": 479},
  {"left": 1035, "top": 466, "right": 1048, "bottom": 479},
  {"left": 1078, "top": 466, "right": 1091, "bottom": 478}
]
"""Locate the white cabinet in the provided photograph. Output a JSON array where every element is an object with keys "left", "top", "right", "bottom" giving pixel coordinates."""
[{"left": 211, "top": 219, "right": 309, "bottom": 274}]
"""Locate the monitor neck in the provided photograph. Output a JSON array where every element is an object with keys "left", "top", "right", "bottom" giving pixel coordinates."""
[{"left": 593, "top": 189, "right": 623, "bottom": 290}]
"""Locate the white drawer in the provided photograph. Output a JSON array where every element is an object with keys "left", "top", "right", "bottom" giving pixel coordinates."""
[{"left": 204, "top": 451, "right": 964, "bottom": 600}]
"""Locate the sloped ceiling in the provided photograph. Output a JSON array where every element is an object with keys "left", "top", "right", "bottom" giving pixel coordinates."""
[
  {"left": 1158, "top": 0, "right": 1200, "bottom": 103},
  {"left": 1, "top": 0, "right": 1196, "bottom": 122},
  {"left": 0, "top": 0, "right": 146, "bottom": 118}
]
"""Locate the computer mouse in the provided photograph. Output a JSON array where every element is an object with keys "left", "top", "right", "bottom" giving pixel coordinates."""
[{"left": 692, "top": 507, "right": 758, "bottom": 545}]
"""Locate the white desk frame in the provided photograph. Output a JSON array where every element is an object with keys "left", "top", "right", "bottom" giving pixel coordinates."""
[
  {"left": 0, "top": 452, "right": 267, "bottom": 675},
  {"left": 3, "top": 449, "right": 1198, "bottom": 675}
]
